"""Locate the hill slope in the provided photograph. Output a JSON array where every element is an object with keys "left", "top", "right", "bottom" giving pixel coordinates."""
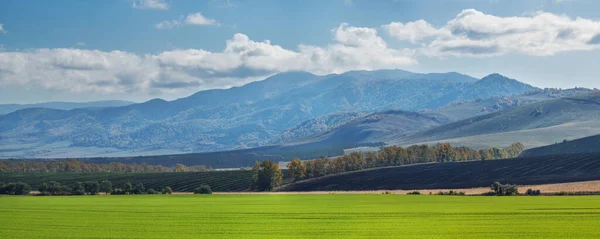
[
  {"left": 390, "top": 91, "right": 600, "bottom": 149},
  {"left": 279, "top": 153, "right": 600, "bottom": 191},
  {"left": 0, "top": 70, "right": 536, "bottom": 158},
  {"left": 519, "top": 134, "right": 600, "bottom": 158}
]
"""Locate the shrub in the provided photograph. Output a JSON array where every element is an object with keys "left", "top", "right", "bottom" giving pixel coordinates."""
[
  {"left": 194, "top": 184, "right": 212, "bottom": 194},
  {"left": 382, "top": 191, "right": 393, "bottom": 194},
  {"left": 162, "top": 186, "right": 173, "bottom": 195},
  {"left": 525, "top": 189, "right": 542, "bottom": 196},
  {"left": 435, "top": 190, "right": 465, "bottom": 196},
  {"left": 147, "top": 188, "right": 158, "bottom": 194},
  {"left": 490, "top": 182, "right": 519, "bottom": 196},
  {"left": 407, "top": 191, "right": 421, "bottom": 195}
]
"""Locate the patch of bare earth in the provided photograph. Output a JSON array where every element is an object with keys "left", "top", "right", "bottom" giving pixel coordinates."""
[{"left": 212, "top": 180, "right": 600, "bottom": 195}]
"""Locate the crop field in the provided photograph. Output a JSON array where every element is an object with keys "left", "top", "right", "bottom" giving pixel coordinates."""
[
  {"left": 0, "top": 171, "right": 257, "bottom": 192},
  {"left": 1, "top": 194, "right": 600, "bottom": 238},
  {"left": 281, "top": 153, "right": 600, "bottom": 191}
]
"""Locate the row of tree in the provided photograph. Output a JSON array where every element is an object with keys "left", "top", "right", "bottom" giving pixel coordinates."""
[
  {"left": 10, "top": 180, "right": 175, "bottom": 196},
  {"left": 0, "top": 159, "right": 210, "bottom": 173},
  {"left": 0, "top": 182, "right": 32, "bottom": 195},
  {"left": 288, "top": 143, "right": 525, "bottom": 181}
]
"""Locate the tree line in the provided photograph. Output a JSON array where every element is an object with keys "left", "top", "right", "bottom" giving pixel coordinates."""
[
  {"left": 0, "top": 159, "right": 210, "bottom": 173},
  {"left": 288, "top": 143, "right": 525, "bottom": 181},
  {"left": 0, "top": 180, "right": 174, "bottom": 196}
]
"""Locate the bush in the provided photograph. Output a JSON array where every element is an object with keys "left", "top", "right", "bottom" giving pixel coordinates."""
[
  {"left": 111, "top": 188, "right": 126, "bottom": 195},
  {"left": 490, "top": 182, "right": 519, "bottom": 196},
  {"left": 194, "top": 184, "right": 212, "bottom": 194},
  {"left": 407, "top": 191, "right": 421, "bottom": 195},
  {"left": 435, "top": 190, "right": 465, "bottom": 196},
  {"left": 162, "top": 186, "right": 173, "bottom": 195},
  {"left": 147, "top": 188, "right": 158, "bottom": 194},
  {"left": 382, "top": 191, "right": 393, "bottom": 195},
  {"left": 525, "top": 189, "right": 541, "bottom": 196}
]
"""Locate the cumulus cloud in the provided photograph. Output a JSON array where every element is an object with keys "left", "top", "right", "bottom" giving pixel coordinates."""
[
  {"left": 156, "top": 12, "right": 218, "bottom": 29},
  {"left": 132, "top": 0, "right": 169, "bottom": 10},
  {"left": 383, "top": 20, "right": 439, "bottom": 43},
  {"left": 0, "top": 23, "right": 415, "bottom": 95},
  {"left": 184, "top": 13, "right": 217, "bottom": 25},
  {"left": 0, "top": 24, "right": 6, "bottom": 34},
  {"left": 384, "top": 9, "right": 600, "bottom": 57}
]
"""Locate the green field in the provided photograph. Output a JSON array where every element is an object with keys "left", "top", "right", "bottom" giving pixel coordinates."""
[{"left": 1, "top": 195, "right": 600, "bottom": 238}]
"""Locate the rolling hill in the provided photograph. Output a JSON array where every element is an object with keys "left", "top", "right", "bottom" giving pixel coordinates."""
[
  {"left": 286, "top": 88, "right": 595, "bottom": 152},
  {"left": 0, "top": 70, "right": 536, "bottom": 158},
  {"left": 279, "top": 153, "right": 600, "bottom": 192},
  {"left": 519, "top": 134, "right": 600, "bottom": 158},
  {"left": 389, "top": 91, "right": 600, "bottom": 149}
]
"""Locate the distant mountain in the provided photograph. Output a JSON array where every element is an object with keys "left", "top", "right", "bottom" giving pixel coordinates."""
[
  {"left": 519, "top": 134, "right": 600, "bottom": 158},
  {"left": 282, "top": 88, "right": 594, "bottom": 152},
  {"left": 0, "top": 100, "right": 134, "bottom": 115},
  {"left": 392, "top": 91, "right": 600, "bottom": 149},
  {"left": 0, "top": 70, "right": 537, "bottom": 158},
  {"left": 282, "top": 110, "right": 445, "bottom": 150}
]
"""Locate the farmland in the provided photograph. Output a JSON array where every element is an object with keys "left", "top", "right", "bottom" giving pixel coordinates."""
[
  {"left": 2, "top": 195, "right": 600, "bottom": 238},
  {"left": 281, "top": 153, "right": 600, "bottom": 191}
]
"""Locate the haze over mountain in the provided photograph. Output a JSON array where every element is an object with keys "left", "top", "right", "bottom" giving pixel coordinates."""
[
  {"left": 283, "top": 88, "right": 595, "bottom": 153},
  {"left": 0, "top": 101, "right": 135, "bottom": 115},
  {"left": 392, "top": 91, "right": 600, "bottom": 149},
  {"left": 0, "top": 70, "right": 536, "bottom": 158}
]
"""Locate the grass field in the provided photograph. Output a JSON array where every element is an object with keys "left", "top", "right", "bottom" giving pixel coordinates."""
[{"left": 2, "top": 195, "right": 600, "bottom": 238}]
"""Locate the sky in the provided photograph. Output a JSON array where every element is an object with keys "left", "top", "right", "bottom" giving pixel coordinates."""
[{"left": 1, "top": 0, "right": 600, "bottom": 104}]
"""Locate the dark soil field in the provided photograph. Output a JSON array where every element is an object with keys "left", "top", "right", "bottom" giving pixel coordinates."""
[{"left": 279, "top": 153, "right": 600, "bottom": 191}]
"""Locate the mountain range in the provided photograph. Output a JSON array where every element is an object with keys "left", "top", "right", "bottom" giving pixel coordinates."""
[
  {"left": 0, "top": 70, "right": 538, "bottom": 158},
  {"left": 0, "top": 100, "right": 134, "bottom": 115}
]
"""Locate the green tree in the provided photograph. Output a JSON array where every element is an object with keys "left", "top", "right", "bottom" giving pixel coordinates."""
[
  {"left": 194, "top": 184, "right": 212, "bottom": 194},
  {"left": 435, "top": 143, "right": 455, "bottom": 163},
  {"left": 162, "top": 186, "right": 173, "bottom": 194},
  {"left": 99, "top": 180, "right": 113, "bottom": 195},
  {"left": 123, "top": 182, "right": 133, "bottom": 194},
  {"left": 83, "top": 181, "right": 100, "bottom": 195},
  {"left": 133, "top": 183, "right": 146, "bottom": 194},
  {"left": 252, "top": 160, "right": 283, "bottom": 191},
  {"left": 287, "top": 158, "right": 306, "bottom": 181}
]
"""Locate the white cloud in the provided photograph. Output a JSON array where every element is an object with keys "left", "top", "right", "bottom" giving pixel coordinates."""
[
  {"left": 384, "top": 9, "right": 600, "bottom": 57},
  {"left": 156, "top": 12, "right": 218, "bottom": 29},
  {"left": 0, "top": 24, "right": 415, "bottom": 95},
  {"left": 132, "top": 0, "right": 169, "bottom": 10},
  {"left": 184, "top": 13, "right": 217, "bottom": 25},
  {"left": 155, "top": 20, "right": 182, "bottom": 29},
  {"left": 0, "top": 24, "right": 6, "bottom": 34},
  {"left": 382, "top": 20, "right": 440, "bottom": 43},
  {"left": 76, "top": 42, "right": 85, "bottom": 46}
]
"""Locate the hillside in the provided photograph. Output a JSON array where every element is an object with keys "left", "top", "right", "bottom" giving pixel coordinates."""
[
  {"left": 0, "top": 100, "right": 134, "bottom": 115},
  {"left": 283, "top": 110, "right": 445, "bottom": 149},
  {"left": 519, "top": 134, "right": 600, "bottom": 158},
  {"left": 287, "top": 88, "right": 593, "bottom": 151},
  {"left": 390, "top": 91, "right": 600, "bottom": 149},
  {"left": 279, "top": 153, "right": 600, "bottom": 191},
  {"left": 0, "top": 70, "right": 536, "bottom": 158}
]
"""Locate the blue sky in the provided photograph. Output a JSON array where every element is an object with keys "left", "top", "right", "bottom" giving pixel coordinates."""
[{"left": 1, "top": 0, "right": 599, "bottom": 103}]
